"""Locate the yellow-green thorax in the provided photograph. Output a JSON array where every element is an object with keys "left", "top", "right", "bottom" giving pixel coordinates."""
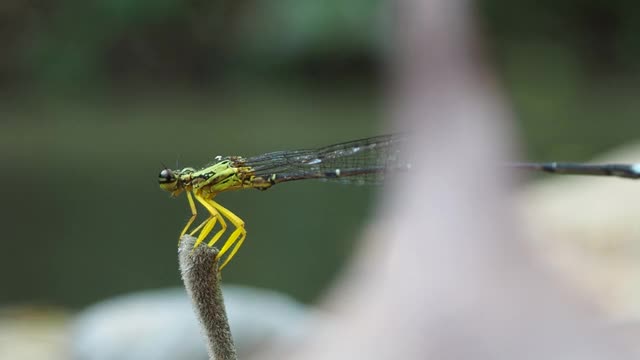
[{"left": 158, "top": 158, "right": 273, "bottom": 198}]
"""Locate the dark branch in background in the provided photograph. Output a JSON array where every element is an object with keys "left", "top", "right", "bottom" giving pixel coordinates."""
[{"left": 179, "top": 235, "right": 237, "bottom": 360}]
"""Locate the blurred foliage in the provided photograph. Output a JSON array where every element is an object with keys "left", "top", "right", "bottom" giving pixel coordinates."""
[
  {"left": 482, "top": 0, "right": 640, "bottom": 74},
  {"left": 0, "top": 0, "right": 382, "bottom": 92},
  {"left": 1, "top": 0, "right": 640, "bottom": 93},
  {"left": 2, "top": 0, "right": 640, "bottom": 308},
  {"left": 479, "top": 0, "right": 640, "bottom": 159}
]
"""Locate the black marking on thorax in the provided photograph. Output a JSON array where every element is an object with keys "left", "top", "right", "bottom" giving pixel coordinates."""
[{"left": 268, "top": 174, "right": 277, "bottom": 185}]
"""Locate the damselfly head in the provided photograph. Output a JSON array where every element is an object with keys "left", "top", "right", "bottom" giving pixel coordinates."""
[{"left": 158, "top": 168, "right": 180, "bottom": 194}]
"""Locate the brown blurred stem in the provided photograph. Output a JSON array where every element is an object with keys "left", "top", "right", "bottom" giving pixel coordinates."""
[{"left": 178, "top": 235, "right": 237, "bottom": 360}]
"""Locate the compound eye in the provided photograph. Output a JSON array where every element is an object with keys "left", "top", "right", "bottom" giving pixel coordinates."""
[{"left": 159, "top": 169, "right": 176, "bottom": 183}]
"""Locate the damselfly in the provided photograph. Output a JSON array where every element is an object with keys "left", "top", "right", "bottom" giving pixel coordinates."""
[
  {"left": 159, "top": 134, "right": 640, "bottom": 269},
  {"left": 158, "top": 135, "right": 409, "bottom": 269}
]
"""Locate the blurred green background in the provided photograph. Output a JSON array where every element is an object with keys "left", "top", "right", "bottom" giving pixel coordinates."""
[{"left": 1, "top": 0, "right": 640, "bottom": 308}]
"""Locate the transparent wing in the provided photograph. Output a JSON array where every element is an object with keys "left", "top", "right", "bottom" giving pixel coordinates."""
[{"left": 240, "top": 134, "right": 410, "bottom": 185}]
